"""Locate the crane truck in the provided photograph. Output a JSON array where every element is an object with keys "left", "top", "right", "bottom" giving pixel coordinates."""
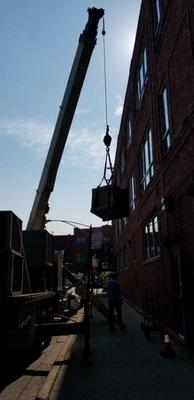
[{"left": 0, "top": 7, "right": 104, "bottom": 348}]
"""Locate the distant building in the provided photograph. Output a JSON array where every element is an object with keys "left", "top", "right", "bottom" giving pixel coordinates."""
[
  {"left": 54, "top": 234, "right": 74, "bottom": 266},
  {"left": 54, "top": 225, "right": 112, "bottom": 276},
  {"left": 113, "top": 0, "right": 194, "bottom": 349},
  {"left": 91, "top": 225, "right": 113, "bottom": 273},
  {"left": 73, "top": 227, "right": 89, "bottom": 274}
]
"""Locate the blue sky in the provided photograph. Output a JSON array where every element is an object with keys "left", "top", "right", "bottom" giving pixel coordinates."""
[{"left": 0, "top": 0, "right": 141, "bottom": 235}]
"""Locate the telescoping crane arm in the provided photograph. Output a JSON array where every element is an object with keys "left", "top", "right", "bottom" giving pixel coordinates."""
[{"left": 26, "top": 8, "right": 104, "bottom": 231}]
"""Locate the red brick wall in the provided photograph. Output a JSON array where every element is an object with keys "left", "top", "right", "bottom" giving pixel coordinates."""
[{"left": 113, "top": 0, "right": 194, "bottom": 341}]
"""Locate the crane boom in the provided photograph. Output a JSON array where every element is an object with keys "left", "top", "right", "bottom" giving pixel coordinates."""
[{"left": 26, "top": 8, "right": 104, "bottom": 231}]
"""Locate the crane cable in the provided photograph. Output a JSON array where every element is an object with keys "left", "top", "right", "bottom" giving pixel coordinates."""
[
  {"left": 102, "top": 17, "right": 108, "bottom": 128},
  {"left": 98, "top": 17, "right": 116, "bottom": 187}
]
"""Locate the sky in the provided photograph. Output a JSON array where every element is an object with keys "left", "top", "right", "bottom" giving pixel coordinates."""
[{"left": 0, "top": 0, "right": 141, "bottom": 235}]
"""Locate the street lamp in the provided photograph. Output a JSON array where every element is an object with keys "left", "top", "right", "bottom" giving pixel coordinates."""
[
  {"left": 45, "top": 218, "right": 92, "bottom": 366},
  {"left": 46, "top": 219, "right": 91, "bottom": 229}
]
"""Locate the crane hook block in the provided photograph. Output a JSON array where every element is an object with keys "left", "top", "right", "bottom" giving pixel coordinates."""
[{"left": 103, "top": 125, "right": 112, "bottom": 147}]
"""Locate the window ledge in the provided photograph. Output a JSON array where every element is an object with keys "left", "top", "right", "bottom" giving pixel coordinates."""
[{"left": 143, "top": 255, "right": 160, "bottom": 265}]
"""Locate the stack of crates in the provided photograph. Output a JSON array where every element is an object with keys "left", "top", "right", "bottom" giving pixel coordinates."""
[{"left": 0, "top": 211, "right": 23, "bottom": 294}]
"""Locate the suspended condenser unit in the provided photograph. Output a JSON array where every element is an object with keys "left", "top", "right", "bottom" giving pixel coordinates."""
[
  {"left": 90, "top": 127, "right": 129, "bottom": 221},
  {"left": 91, "top": 185, "right": 129, "bottom": 221}
]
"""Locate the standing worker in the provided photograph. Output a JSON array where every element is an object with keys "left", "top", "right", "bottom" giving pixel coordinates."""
[{"left": 106, "top": 272, "right": 126, "bottom": 331}]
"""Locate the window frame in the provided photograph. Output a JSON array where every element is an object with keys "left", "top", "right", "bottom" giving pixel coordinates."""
[
  {"left": 126, "top": 114, "right": 132, "bottom": 149},
  {"left": 140, "top": 129, "right": 154, "bottom": 191},
  {"left": 159, "top": 84, "right": 171, "bottom": 154},
  {"left": 116, "top": 168, "right": 120, "bottom": 186},
  {"left": 75, "top": 236, "right": 86, "bottom": 245},
  {"left": 136, "top": 44, "right": 148, "bottom": 106},
  {"left": 120, "top": 148, "right": 125, "bottom": 175},
  {"left": 129, "top": 172, "right": 136, "bottom": 213},
  {"left": 76, "top": 252, "right": 87, "bottom": 263},
  {"left": 153, "top": 0, "right": 161, "bottom": 32},
  {"left": 143, "top": 215, "right": 160, "bottom": 260}
]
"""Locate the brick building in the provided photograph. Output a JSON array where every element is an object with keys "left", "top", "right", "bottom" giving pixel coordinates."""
[
  {"left": 113, "top": 0, "right": 194, "bottom": 348},
  {"left": 54, "top": 225, "right": 112, "bottom": 276}
]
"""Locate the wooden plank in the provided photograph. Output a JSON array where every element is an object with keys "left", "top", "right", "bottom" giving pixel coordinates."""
[{"left": 37, "top": 322, "right": 86, "bottom": 337}]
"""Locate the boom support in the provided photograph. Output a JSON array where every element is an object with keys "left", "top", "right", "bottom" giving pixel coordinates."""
[{"left": 27, "top": 8, "right": 104, "bottom": 230}]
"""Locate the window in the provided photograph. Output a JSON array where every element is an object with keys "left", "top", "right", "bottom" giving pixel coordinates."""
[
  {"left": 75, "top": 237, "right": 86, "bottom": 245},
  {"left": 143, "top": 216, "right": 160, "bottom": 259},
  {"left": 126, "top": 240, "right": 132, "bottom": 269},
  {"left": 136, "top": 46, "right": 148, "bottom": 105},
  {"left": 132, "top": 234, "right": 136, "bottom": 260},
  {"left": 123, "top": 217, "right": 128, "bottom": 225},
  {"left": 116, "top": 254, "right": 119, "bottom": 270},
  {"left": 118, "top": 252, "right": 122, "bottom": 270},
  {"left": 123, "top": 246, "right": 126, "bottom": 268},
  {"left": 114, "top": 221, "right": 118, "bottom": 237},
  {"left": 116, "top": 253, "right": 120, "bottom": 270},
  {"left": 103, "top": 235, "right": 111, "bottom": 243},
  {"left": 129, "top": 173, "right": 136, "bottom": 213},
  {"left": 154, "top": 0, "right": 161, "bottom": 30},
  {"left": 76, "top": 252, "right": 86, "bottom": 262},
  {"left": 125, "top": 235, "right": 136, "bottom": 269},
  {"left": 116, "top": 218, "right": 122, "bottom": 236},
  {"left": 126, "top": 115, "right": 132, "bottom": 149},
  {"left": 120, "top": 149, "right": 125, "bottom": 174},
  {"left": 140, "top": 129, "right": 154, "bottom": 190},
  {"left": 160, "top": 86, "right": 171, "bottom": 153},
  {"left": 116, "top": 169, "right": 120, "bottom": 186}
]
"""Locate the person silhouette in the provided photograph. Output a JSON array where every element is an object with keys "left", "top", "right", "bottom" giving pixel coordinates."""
[{"left": 106, "top": 272, "right": 126, "bottom": 331}]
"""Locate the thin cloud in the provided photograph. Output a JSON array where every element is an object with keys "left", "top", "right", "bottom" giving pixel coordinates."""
[
  {"left": 75, "top": 107, "right": 91, "bottom": 116},
  {"left": 0, "top": 116, "right": 53, "bottom": 156},
  {"left": 114, "top": 105, "right": 123, "bottom": 116},
  {"left": 114, "top": 94, "right": 123, "bottom": 116},
  {"left": 66, "top": 127, "right": 116, "bottom": 169},
  {"left": 0, "top": 115, "right": 116, "bottom": 169}
]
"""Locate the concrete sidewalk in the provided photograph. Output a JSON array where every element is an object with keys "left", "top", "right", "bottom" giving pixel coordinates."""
[{"left": 46, "top": 299, "right": 194, "bottom": 400}]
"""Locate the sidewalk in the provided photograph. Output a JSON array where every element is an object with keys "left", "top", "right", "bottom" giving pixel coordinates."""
[{"left": 46, "top": 298, "right": 194, "bottom": 400}]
